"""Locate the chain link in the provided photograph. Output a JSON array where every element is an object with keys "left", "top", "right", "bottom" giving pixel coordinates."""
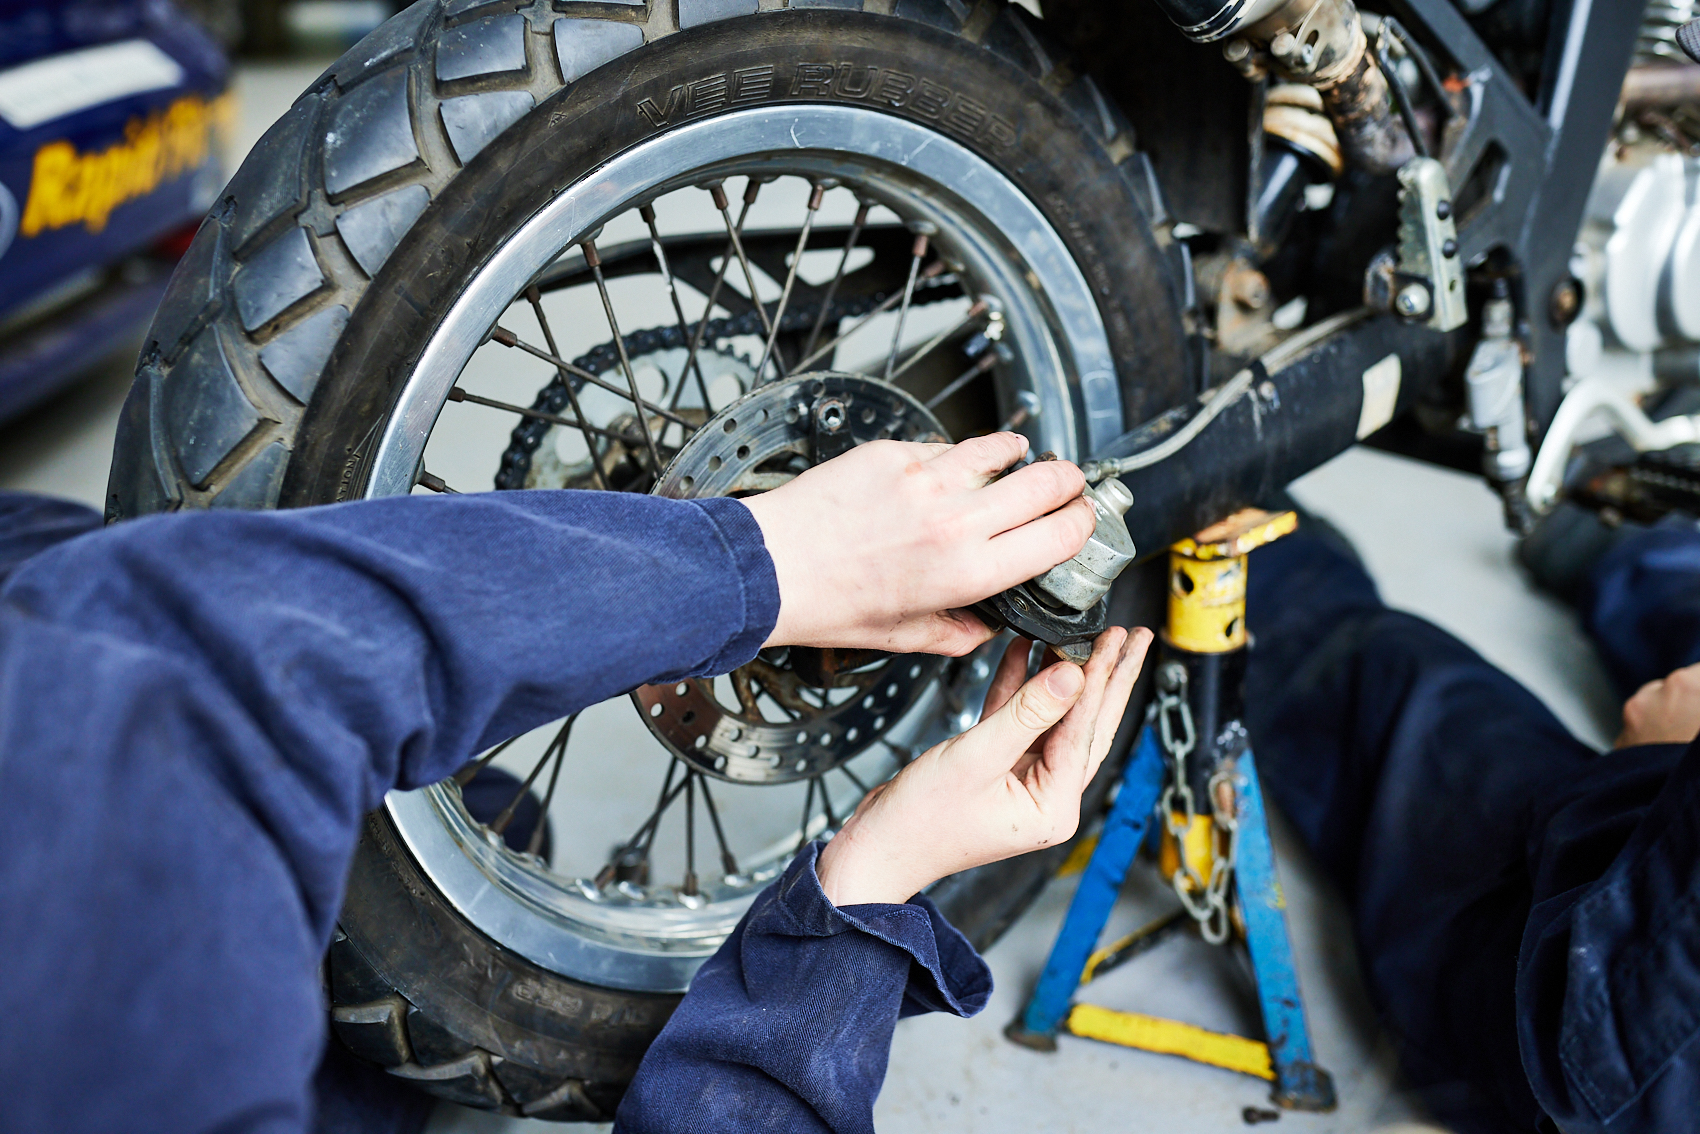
[{"left": 1154, "top": 663, "right": 1238, "bottom": 945}]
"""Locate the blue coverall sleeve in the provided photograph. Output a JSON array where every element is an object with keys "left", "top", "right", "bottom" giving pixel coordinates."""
[
  {"left": 1517, "top": 736, "right": 1700, "bottom": 1133},
  {"left": 615, "top": 842, "right": 993, "bottom": 1134},
  {"left": 0, "top": 489, "right": 777, "bottom": 1134}
]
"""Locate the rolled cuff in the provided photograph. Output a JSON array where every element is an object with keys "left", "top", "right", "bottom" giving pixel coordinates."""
[
  {"left": 749, "top": 842, "right": 993, "bottom": 1020},
  {"left": 685, "top": 497, "right": 780, "bottom": 675}
]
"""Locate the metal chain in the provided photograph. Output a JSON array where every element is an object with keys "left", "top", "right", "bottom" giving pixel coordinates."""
[
  {"left": 1153, "top": 663, "right": 1236, "bottom": 945},
  {"left": 1202, "top": 766, "right": 1241, "bottom": 946}
]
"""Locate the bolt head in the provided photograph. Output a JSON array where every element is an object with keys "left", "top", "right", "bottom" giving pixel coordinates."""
[
  {"left": 815, "top": 397, "right": 848, "bottom": 432},
  {"left": 1436, "top": 199, "right": 1453, "bottom": 220},
  {"left": 1395, "top": 283, "right": 1432, "bottom": 318},
  {"left": 1223, "top": 38, "right": 1252, "bottom": 62},
  {"left": 1549, "top": 277, "right": 1584, "bottom": 328},
  {"left": 1228, "top": 267, "right": 1272, "bottom": 309},
  {"left": 1442, "top": 238, "right": 1459, "bottom": 259}
]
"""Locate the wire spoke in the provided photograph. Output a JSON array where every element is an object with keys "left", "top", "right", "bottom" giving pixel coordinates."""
[
  {"left": 453, "top": 735, "right": 521, "bottom": 786},
  {"left": 883, "top": 225, "right": 933, "bottom": 382},
  {"left": 837, "top": 763, "right": 871, "bottom": 796},
  {"left": 698, "top": 775, "right": 740, "bottom": 876},
  {"left": 597, "top": 758, "right": 688, "bottom": 889},
  {"left": 755, "top": 182, "right": 824, "bottom": 384},
  {"left": 639, "top": 203, "right": 717, "bottom": 415},
  {"left": 583, "top": 237, "right": 664, "bottom": 474},
  {"left": 416, "top": 469, "right": 458, "bottom": 493},
  {"left": 814, "top": 776, "right": 838, "bottom": 830},
  {"left": 792, "top": 261, "right": 947, "bottom": 374},
  {"left": 715, "top": 181, "right": 783, "bottom": 376},
  {"left": 682, "top": 772, "right": 699, "bottom": 896},
  {"left": 490, "top": 326, "right": 696, "bottom": 430},
  {"left": 888, "top": 299, "right": 987, "bottom": 386},
  {"left": 447, "top": 386, "right": 644, "bottom": 446},
  {"left": 924, "top": 350, "right": 999, "bottom": 411},
  {"left": 491, "top": 715, "right": 576, "bottom": 836},
  {"left": 525, "top": 731, "right": 568, "bottom": 858},
  {"left": 677, "top": 182, "right": 755, "bottom": 408},
  {"left": 802, "top": 199, "right": 871, "bottom": 361},
  {"left": 524, "top": 284, "right": 610, "bottom": 490},
  {"left": 796, "top": 776, "right": 816, "bottom": 850},
  {"left": 880, "top": 738, "right": 916, "bottom": 765}
]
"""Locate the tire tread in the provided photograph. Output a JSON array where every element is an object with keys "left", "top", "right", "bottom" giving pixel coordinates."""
[
  {"left": 112, "top": 0, "right": 1182, "bottom": 1116},
  {"left": 111, "top": 0, "right": 1177, "bottom": 516}
]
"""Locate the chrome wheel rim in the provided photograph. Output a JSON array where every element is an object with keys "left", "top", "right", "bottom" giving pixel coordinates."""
[{"left": 363, "top": 104, "right": 1121, "bottom": 992}]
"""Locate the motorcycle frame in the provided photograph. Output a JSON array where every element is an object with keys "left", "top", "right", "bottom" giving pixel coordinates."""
[
  {"left": 1071, "top": 0, "right": 1645, "bottom": 551},
  {"left": 1383, "top": 0, "right": 1642, "bottom": 432}
]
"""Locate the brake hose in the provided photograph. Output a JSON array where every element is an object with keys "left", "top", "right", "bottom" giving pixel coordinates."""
[{"left": 1080, "top": 367, "right": 1257, "bottom": 482}]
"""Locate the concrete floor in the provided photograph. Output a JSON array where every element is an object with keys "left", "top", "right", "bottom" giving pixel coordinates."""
[{"left": 0, "top": 57, "right": 1626, "bottom": 1134}]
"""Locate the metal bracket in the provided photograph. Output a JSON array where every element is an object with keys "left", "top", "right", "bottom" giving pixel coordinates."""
[{"left": 1395, "top": 156, "right": 1467, "bottom": 332}]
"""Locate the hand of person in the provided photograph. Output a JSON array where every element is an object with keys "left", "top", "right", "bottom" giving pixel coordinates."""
[
  {"left": 739, "top": 433, "right": 1095, "bottom": 655},
  {"left": 1617, "top": 660, "right": 1700, "bottom": 748},
  {"left": 814, "top": 626, "right": 1153, "bottom": 906}
]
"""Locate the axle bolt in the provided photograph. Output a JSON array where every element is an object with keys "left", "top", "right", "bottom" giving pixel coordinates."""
[{"left": 1395, "top": 283, "right": 1432, "bottom": 319}]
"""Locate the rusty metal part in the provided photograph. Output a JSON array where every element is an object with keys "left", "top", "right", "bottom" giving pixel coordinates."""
[
  {"left": 1210, "top": 258, "right": 1283, "bottom": 357},
  {"left": 1622, "top": 63, "right": 1700, "bottom": 110},
  {"left": 1200, "top": 0, "right": 1413, "bottom": 174},
  {"left": 1255, "top": 0, "right": 1364, "bottom": 88},
  {"left": 1320, "top": 48, "right": 1416, "bottom": 174},
  {"left": 1263, "top": 84, "right": 1343, "bottom": 175}
]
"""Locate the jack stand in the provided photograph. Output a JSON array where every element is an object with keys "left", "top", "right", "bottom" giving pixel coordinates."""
[{"left": 1006, "top": 509, "right": 1336, "bottom": 1113}]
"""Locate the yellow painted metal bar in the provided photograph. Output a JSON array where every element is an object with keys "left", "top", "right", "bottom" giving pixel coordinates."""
[
  {"left": 1056, "top": 832, "right": 1100, "bottom": 878},
  {"left": 1158, "top": 813, "right": 1217, "bottom": 884},
  {"left": 1167, "top": 553, "right": 1248, "bottom": 652},
  {"left": 1065, "top": 1004, "right": 1275, "bottom": 1080}
]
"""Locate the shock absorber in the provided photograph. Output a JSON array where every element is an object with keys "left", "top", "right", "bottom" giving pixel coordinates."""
[{"left": 1148, "top": 0, "right": 1414, "bottom": 174}]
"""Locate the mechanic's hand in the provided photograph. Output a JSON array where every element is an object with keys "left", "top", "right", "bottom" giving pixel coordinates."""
[
  {"left": 1617, "top": 660, "right": 1700, "bottom": 748},
  {"left": 741, "top": 433, "right": 1095, "bottom": 654},
  {"left": 815, "top": 626, "right": 1152, "bottom": 907}
]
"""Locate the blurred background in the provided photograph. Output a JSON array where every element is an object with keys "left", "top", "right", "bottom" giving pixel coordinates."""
[{"left": 0, "top": 1, "right": 407, "bottom": 505}]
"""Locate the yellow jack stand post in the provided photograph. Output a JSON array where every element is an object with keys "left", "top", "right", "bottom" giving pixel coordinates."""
[{"left": 1008, "top": 510, "right": 1336, "bottom": 1113}]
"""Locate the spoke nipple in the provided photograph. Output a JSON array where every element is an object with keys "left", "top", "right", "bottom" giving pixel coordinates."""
[
  {"left": 447, "top": 386, "right": 466, "bottom": 402},
  {"left": 639, "top": 202, "right": 657, "bottom": 224},
  {"left": 708, "top": 183, "right": 730, "bottom": 210},
  {"left": 808, "top": 183, "right": 826, "bottom": 210},
  {"left": 722, "top": 852, "right": 741, "bottom": 876},
  {"left": 921, "top": 260, "right": 946, "bottom": 278},
  {"left": 525, "top": 284, "right": 542, "bottom": 305},
  {"left": 580, "top": 238, "right": 601, "bottom": 268},
  {"left": 492, "top": 326, "right": 518, "bottom": 348},
  {"left": 911, "top": 233, "right": 931, "bottom": 258},
  {"left": 683, "top": 871, "right": 699, "bottom": 897}
]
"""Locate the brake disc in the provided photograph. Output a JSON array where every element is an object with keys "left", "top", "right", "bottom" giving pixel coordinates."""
[{"left": 635, "top": 372, "right": 950, "bottom": 785}]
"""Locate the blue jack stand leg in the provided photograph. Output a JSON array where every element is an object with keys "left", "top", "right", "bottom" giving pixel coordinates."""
[
  {"left": 1233, "top": 749, "right": 1337, "bottom": 1111},
  {"left": 1006, "top": 726, "right": 1167, "bottom": 1049}
]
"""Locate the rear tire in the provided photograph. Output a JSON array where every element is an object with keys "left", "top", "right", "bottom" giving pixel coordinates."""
[{"left": 109, "top": 0, "right": 1188, "bottom": 1118}]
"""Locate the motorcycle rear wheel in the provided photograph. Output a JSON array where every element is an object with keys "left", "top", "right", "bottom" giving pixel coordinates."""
[{"left": 108, "top": 0, "right": 1188, "bottom": 1119}]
